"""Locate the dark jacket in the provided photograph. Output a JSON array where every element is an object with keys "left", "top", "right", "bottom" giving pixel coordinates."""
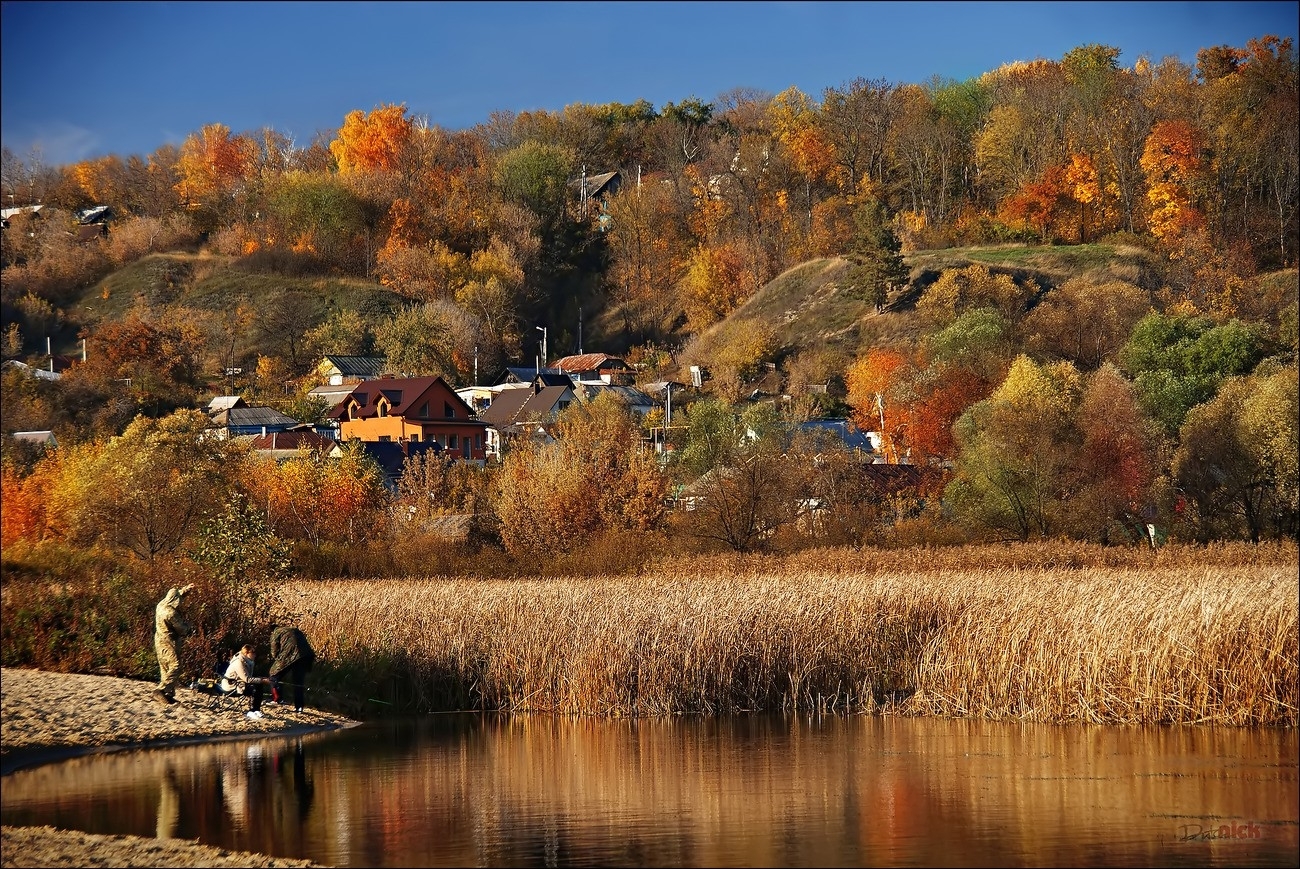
[{"left": 269, "top": 626, "right": 316, "bottom": 677}]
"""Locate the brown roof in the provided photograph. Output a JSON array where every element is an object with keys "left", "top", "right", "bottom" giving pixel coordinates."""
[
  {"left": 477, "top": 385, "right": 573, "bottom": 427},
  {"left": 552, "top": 353, "right": 627, "bottom": 374},
  {"left": 247, "top": 430, "right": 333, "bottom": 452}
]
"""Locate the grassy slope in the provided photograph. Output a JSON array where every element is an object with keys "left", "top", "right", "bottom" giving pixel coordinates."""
[
  {"left": 681, "top": 242, "right": 1167, "bottom": 372},
  {"left": 74, "top": 252, "right": 403, "bottom": 365},
  {"left": 71, "top": 242, "right": 1290, "bottom": 380}
]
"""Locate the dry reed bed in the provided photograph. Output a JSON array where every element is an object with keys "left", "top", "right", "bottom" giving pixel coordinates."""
[{"left": 282, "top": 548, "right": 1298, "bottom": 726}]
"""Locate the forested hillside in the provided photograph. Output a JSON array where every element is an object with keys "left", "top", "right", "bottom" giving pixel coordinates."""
[{"left": 1, "top": 36, "right": 1296, "bottom": 560}]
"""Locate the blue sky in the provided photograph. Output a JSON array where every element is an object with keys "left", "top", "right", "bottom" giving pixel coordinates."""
[{"left": 2, "top": 1, "right": 1297, "bottom": 168}]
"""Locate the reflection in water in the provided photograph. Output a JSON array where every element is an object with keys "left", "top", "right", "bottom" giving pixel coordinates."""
[{"left": 2, "top": 716, "right": 1296, "bottom": 867}]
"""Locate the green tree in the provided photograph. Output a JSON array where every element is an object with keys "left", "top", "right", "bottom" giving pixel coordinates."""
[
  {"left": 373, "top": 302, "right": 478, "bottom": 383},
  {"left": 1118, "top": 312, "right": 1265, "bottom": 434},
  {"left": 926, "top": 307, "right": 1015, "bottom": 384},
  {"left": 674, "top": 397, "right": 742, "bottom": 480},
  {"left": 265, "top": 173, "right": 365, "bottom": 271},
  {"left": 946, "top": 356, "right": 1083, "bottom": 541},
  {"left": 844, "top": 198, "right": 909, "bottom": 311}
]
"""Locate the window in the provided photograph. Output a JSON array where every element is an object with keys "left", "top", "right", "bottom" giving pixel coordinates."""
[
  {"left": 419, "top": 402, "right": 429, "bottom": 418},
  {"left": 475, "top": 434, "right": 482, "bottom": 450},
  {"left": 449, "top": 434, "right": 459, "bottom": 450},
  {"left": 376, "top": 398, "right": 389, "bottom": 418},
  {"left": 379, "top": 435, "right": 392, "bottom": 442},
  {"left": 444, "top": 401, "right": 455, "bottom": 418}
]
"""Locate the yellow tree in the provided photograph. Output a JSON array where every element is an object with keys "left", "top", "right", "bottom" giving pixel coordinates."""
[
  {"left": 680, "top": 242, "right": 750, "bottom": 330},
  {"left": 916, "top": 263, "right": 1036, "bottom": 329},
  {"left": 49, "top": 411, "right": 239, "bottom": 560}
]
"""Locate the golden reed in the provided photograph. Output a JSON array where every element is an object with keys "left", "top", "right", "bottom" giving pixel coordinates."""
[{"left": 281, "top": 542, "right": 1298, "bottom": 725}]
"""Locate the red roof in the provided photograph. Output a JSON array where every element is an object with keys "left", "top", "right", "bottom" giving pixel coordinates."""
[
  {"left": 247, "top": 430, "right": 333, "bottom": 452},
  {"left": 327, "top": 376, "right": 476, "bottom": 422}
]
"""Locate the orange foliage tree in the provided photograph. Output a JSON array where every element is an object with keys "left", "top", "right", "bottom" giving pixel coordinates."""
[
  {"left": 1000, "top": 164, "right": 1069, "bottom": 242},
  {"left": 242, "top": 445, "right": 389, "bottom": 549},
  {"left": 0, "top": 458, "right": 58, "bottom": 546},
  {"left": 845, "top": 347, "right": 915, "bottom": 462},
  {"left": 1140, "top": 120, "right": 1206, "bottom": 240},
  {"left": 906, "top": 365, "right": 995, "bottom": 465},
  {"left": 330, "top": 104, "right": 414, "bottom": 175},
  {"left": 175, "top": 123, "right": 256, "bottom": 206}
]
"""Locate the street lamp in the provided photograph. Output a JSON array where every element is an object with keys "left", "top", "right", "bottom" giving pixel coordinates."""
[{"left": 536, "top": 325, "right": 547, "bottom": 371}]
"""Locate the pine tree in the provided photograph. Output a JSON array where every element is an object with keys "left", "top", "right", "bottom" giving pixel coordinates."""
[{"left": 845, "top": 198, "right": 908, "bottom": 312}]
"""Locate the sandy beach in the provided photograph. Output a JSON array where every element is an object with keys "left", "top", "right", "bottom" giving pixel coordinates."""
[{"left": 1, "top": 667, "right": 359, "bottom": 867}]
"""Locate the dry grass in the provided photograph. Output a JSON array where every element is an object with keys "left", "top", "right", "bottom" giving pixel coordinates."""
[{"left": 280, "top": 542, "right": 1298, "bottom": 725}]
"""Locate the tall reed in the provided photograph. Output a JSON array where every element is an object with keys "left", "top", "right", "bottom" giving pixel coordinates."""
[{"left": 280, "top": 542, "right": 1298, "bottom": 725}]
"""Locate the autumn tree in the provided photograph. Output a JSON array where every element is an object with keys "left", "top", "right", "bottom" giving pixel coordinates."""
[
  {"left": 946, "top": 355, "right": 1084, "bottom": 541},
  {"left": 49, "top": 410, "right": 239, "bottom": 560},
  {"left": 394, "top": 449, "right": 494, "bottom": 525},
  {"left": 243, "top": 442, "right": 389, "bottom": 549},
  {"left": 1023, "top": 277, "right": 1152, "bottom": 370},
  {"left": 1173, "top": 366, "right": 1299, "bottom": 541},
  {"left": 1140, "top": 119, "right": 1206, "bottom": 241},
  {"left": 680, "top": 242, "right": 750, "bottom": 330},
  {"left": 75, "top": 315, "right": 206, "bottom": 419},
  {"left": 1064, "top": 364, "right": 1162, "bottom": 542},
  {"left": 604, "top": 179, "right": 692, "bottom": 343},
  {"left": 845, "top": 347, "right": 915, "bottom": 462},
  {"left": 329, "top": 104, "right": 414, "bottom": 175},
  {"left": 175, "top": 123, "right": 256, "bottom": 230},
  {"left": 915, "top": 263, "right": 1035, "bottom": 330},
  {"left": 494, "top": 392, "right": 667, "bottom": 556}
]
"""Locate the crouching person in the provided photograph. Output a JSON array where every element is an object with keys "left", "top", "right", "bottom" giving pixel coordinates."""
[
  {"left": 269, "top": 623, "right": 316, "bottom": 713},
  {"left": 223, "top": 643, "right": 270, "bottom": 720}
]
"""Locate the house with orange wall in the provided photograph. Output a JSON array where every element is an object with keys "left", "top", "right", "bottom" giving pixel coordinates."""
[{"left": 328, "top": 375, "right": 489, "bottom": 462}]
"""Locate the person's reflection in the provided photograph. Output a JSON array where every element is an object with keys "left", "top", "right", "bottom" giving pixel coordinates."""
[
  {"left": 292, "top": 739, "right": 315, "bottom": 821},
  {"left": 156, "top": 766, "right": 180, "bottom": 839},
  {"left": 221, "top": 753, "right": 250, "bottom": 829}
]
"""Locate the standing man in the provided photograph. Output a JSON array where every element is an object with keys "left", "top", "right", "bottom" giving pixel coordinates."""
[
  {"left": 153, "top": 584, "right": 194, "bottom": 704},
  {"left": 269, "top": 623, "right": 316, "bottom": 713}
]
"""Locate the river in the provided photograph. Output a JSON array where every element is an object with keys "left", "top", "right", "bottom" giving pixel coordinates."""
[{"left": 2, "top": 713, "right": 1296, "bottom": 867}]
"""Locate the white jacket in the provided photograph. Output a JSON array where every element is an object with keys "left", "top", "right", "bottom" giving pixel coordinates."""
[{"left": 222, "top": 652, "right": 257, "bottom": 694}]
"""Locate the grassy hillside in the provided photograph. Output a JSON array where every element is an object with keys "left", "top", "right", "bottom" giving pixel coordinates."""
[
  {"left": 73, "top": 252, "right": 403, "bottom": 369},
  {"left": 678, "top": 242, "right": 1168, "bottom": 378},
  {"left": 65, "top": 240, "right": 1288, "bottom": 391}
]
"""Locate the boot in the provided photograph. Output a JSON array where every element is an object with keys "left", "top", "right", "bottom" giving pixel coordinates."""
[{"left": 152, "top": 689, "right": 176, "bottom": 705}]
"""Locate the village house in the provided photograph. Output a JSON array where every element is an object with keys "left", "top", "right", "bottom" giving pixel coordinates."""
[{"left": 328, "top": 375, "right": 488, "bottom": 463}]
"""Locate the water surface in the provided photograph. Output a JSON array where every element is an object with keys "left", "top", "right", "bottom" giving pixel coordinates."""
[{"left": 2, "top": 714, "right": 1296, "bottom": 867}]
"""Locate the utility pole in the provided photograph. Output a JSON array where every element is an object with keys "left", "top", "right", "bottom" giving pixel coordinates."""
[{"left": 536, "top": 325, "right": 547, "bottom": 371}]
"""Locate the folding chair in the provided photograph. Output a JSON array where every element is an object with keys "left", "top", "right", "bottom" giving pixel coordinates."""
[{"left": 192, "top": 664, "right": 257, "bottom": 713}]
